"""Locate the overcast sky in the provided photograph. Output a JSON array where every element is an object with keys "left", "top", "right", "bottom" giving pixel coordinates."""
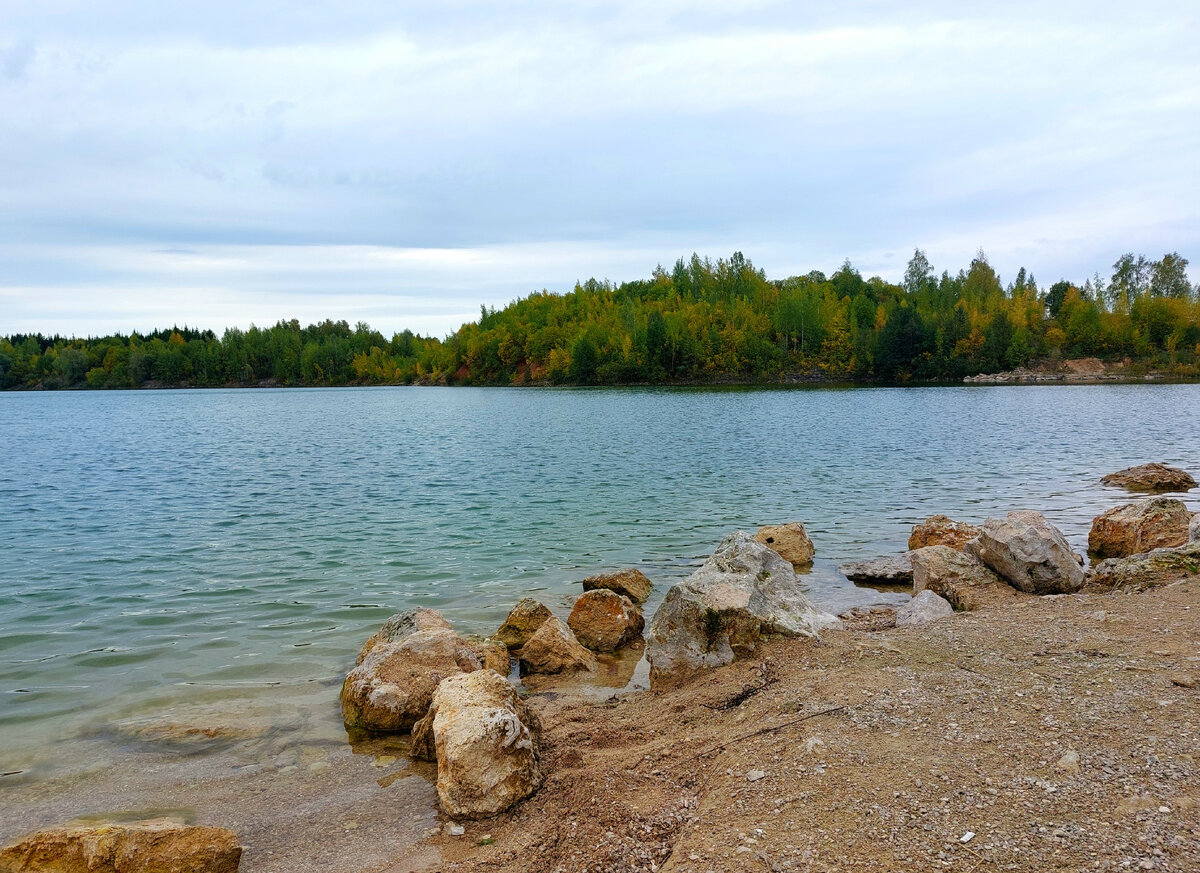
[{"left": 2, "top": 1, "right": 1197, "bottom": 337}]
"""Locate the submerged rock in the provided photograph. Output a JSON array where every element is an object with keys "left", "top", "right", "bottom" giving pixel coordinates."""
[
  {"left": 519, "top": 617, "right": 597, "bottom": 675},
  {"left": 1085, "top": 542, "right": 1200, "bottom": 593},
  {"left": 646, "top": 532, "right": 839, "bottom": 687},
  {"left": 494, "top": 599, "right": 553, "bottom": 650},
  {"left": 581, "top": 569, "right": 653, "bottom": 605},
  {"left": 838, "top": 553, "right": 914, "bottom": 586},
  {"left": 427, "top": 670, "right": 542, "bottom": 819},
  {"left": 965, "top": 511, "right": 1084, "bottom": 594},
  {"left": 567, "top": 589, "right": 644, "bottom": 652},
  {"left": 907, "top": 515, "right": 982, "bottom": 551},
  {"left": 1088, "top": 498, "right": 1191, "bottom": 559},
  {"left": 895, "top": 590, "right": 954, "bottom": 626},
  {"left": 0, "top": 819, "right": 242, "bottom": 873},
  {"left": 1101, "top": 463, "right": 1196, "bottom": 493},
  {"left": 341, "top": 619, "right": 482, "bottom": 732},
  {"left": 911, "top": 545, "right": 1025, "bottom": 611},
  {"left": 754, "top": 522, "right": 816, "bottom": 567}
]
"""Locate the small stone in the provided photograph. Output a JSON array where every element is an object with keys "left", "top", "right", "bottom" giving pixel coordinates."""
[
  {"left": 445, "top": 823, "right": 465, "bottom": 836},
  {"left": 1170, "top": 673, "right": 1197, "bottom": 688},
  {"left": 308, "top": 761, "right": 331, "bottom": 773},
  {"left": 374, "top": 755, "right": 397, "bottom": 767},
  {"left": 746, "top": 769, "right": 767, "bottom": 782},
  {"left": 1053, "top": 750, "right": 1080, "bottom": 774}
]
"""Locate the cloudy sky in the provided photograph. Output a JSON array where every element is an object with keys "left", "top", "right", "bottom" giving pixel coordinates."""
[{"left": 2, "top": 1, "right": 1197, "bottom": 337}]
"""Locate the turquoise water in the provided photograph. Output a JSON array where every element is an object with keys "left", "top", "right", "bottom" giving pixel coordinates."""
[{"left": 2, "top": 384, "right": 1198, "bottom": 776}]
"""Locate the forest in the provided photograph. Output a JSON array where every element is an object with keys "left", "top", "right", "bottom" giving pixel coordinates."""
[{"left": 2, "top": 249, "right": 1198, "bottom": 390}]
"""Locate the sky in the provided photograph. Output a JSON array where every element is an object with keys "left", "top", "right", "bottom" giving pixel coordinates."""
[{"left": 2, "top": 1, "right": 1198, "bottom": 338}]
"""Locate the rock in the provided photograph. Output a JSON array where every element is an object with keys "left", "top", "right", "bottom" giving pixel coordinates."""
[
  {"left": 1088, "top": 497, "right": 1191, "bottom": 559},
  {"left": 965, "top": 511, "right": 1085, "bottom": 594},
  {"left": 1189, "top": 512, "right": 1200, "bottom": 543},
  {"left": 410, "top": 709, "right": 436, "bottom": 762},
  {"left": 911, "top": 545, "right": 1025, "bottom": 611},
  {"left": 1084, "top": 542, "right": 1200, "bottom": 593},
  {"left": 581, "top": 569, "right": 653, "bottom": 605},
  {"left": 1101, "top": 463, "right": 1196, "bottom": 493},
  {"left": 645, "top": 532, "right": 840, "bottom": 687},
  {"left": 567, "top": 589, "right": 644, "bottom": 652},
  {"left": 907, "top": 515, "right": 982, "bottom": 551},
  {"left": 837, "top": 605, "right": 897, "bottom": 632},
  {"left": 1053, "top": 749, "right": 1081, "bottom": 774},
  {"left": 0, "top": 819, "right": 241, "bottom": 873},
  {"left": 341, "top": 625, "right": 482, "bottom": 732},
  {"left": 493, "top": 599, "right": 553, "bottom": 650},
  {"left": 518, "top": 617, "right": 597, "bottom": 675},
  {"left": 895, "top": 590, "right": 954, "bottom": 625},
  {"left": 754, "top": 522, "right": 815, "bottom": 567},
  {"left": 355, "top": 607, "right": 453, "bottom": 664},
  {"left": 475, "top": 638, "right": 511, "bottom": 675},
  {"left": 745, "top": 769, "right": 767, "bottom": 782},
  {"left": 427, "top": 670, "right": 542, "bottom": 819},
  {"left": 837, "top": 553, "right": 914, "bottom": 586},
  {"left": 1170, "top": 673, "right": 1197, "bottom": 688}
]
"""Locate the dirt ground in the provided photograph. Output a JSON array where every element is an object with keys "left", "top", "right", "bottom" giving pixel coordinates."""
[{"left": 427, "top": 578, "right": 1200, "bottom": 872}]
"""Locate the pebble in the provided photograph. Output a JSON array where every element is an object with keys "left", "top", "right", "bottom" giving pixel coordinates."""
[
  {"left": 1053, "top": 750, "right": 1081, "bottom": 774},
  {"left": 746, "top": 770, "right": 767, "bottom": 782},
  {"left": 374, "top": 755, "right": 398, "bottom": 767},
  {"left": 445, "top": 823, "right": 465, "bottom": 836},
  {"left": 308, "top": 761, "right": 331, "bottom": 773}
]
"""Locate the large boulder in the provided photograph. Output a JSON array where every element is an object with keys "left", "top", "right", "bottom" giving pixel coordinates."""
[
  {"left": 493, "top": 599, "right": 553, "bottom": 650},
  {"left": 567, "top": 589, "right": 644, "bottom": 652},
  {"left": 427, "top": 670, "right": 542, "bottom": 820},
  {"left": 838, "top": 553, "right": 914, "bottom": 586},
  {"left": 646, "top": 532, "right": 839, "bottom": 687},
  {"left": 1101, "top": 463, "right": 1196, "bottom": 493},
  {"left": 1191, "top": 512, "right": 1200, "bottom": 543},
  {"left": 355, "top": 607, "right": 453, "bottom": 664},
  {"left": 518, "top": 617, "right": 597, "bottom": 675},
  {"left": 911, "top": 545, "right": 1025, "bottom": 611},
  {"left": 0, "top": 819, "right": 241, "bottom": 873},
  {"left": 1088, "top": 498, "right": 1191, "bottom": 559},
  {"left": 581, "top": 569, "right": 653, "bottom": 605},
  {"left": 895, "top": 590, "right": 954, "bottom": 626},
  {"left": 342, "top": 623, "right": 482, "bottom": 732},
  {"left": 907, "top": 515, "right": 982, "bottom": 551},
  {"left": 1085, "top": 543, "right": 1200, "bottom": 593},
  {"left": 965, "top": 511, "right": 1084, "bottom": 594},
  {"left": 754, "top": 522, "right": 815, "bottom": 567}
]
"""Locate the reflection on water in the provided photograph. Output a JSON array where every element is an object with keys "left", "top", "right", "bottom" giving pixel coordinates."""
[{"left": 1, "top": 384, "right": 1198, "bottom": 778}]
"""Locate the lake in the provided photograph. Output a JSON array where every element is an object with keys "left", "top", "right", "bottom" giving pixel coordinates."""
[{"left": 2, "top": 384, "right": 1198, "bottom": 783}]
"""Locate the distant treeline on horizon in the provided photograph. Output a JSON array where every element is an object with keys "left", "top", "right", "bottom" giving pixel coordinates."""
[{"left": 3, "top": 249, "right": 1198, "bottom": 390}]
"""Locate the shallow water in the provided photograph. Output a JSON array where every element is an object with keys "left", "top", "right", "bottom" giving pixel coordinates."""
[{"left": 1, "top": 384, "right": 1198, "bottom": 782}]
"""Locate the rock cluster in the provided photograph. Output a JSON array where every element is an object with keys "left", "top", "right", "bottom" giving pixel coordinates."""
[
  {"left": 1087, "top": 498, "right": 1190, "bottom": 558},
  {"left": 0, "top": 820, "right": 242, "bottom": 873},
  {"left": 645, "top": 532, "right": 839, "bottom": 687},
  {"left": 1101, "top": 462, "right": 1196, "bottom": 493}
]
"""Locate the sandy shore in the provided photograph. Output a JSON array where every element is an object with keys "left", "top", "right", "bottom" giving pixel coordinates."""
[{"left": 432, "top": 578, "right": 1199, "bottom": 872}]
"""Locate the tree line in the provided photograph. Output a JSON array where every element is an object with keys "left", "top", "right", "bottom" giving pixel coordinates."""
[{"left": 2, "top": 249, "right": 1198, "bottom": 390}]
